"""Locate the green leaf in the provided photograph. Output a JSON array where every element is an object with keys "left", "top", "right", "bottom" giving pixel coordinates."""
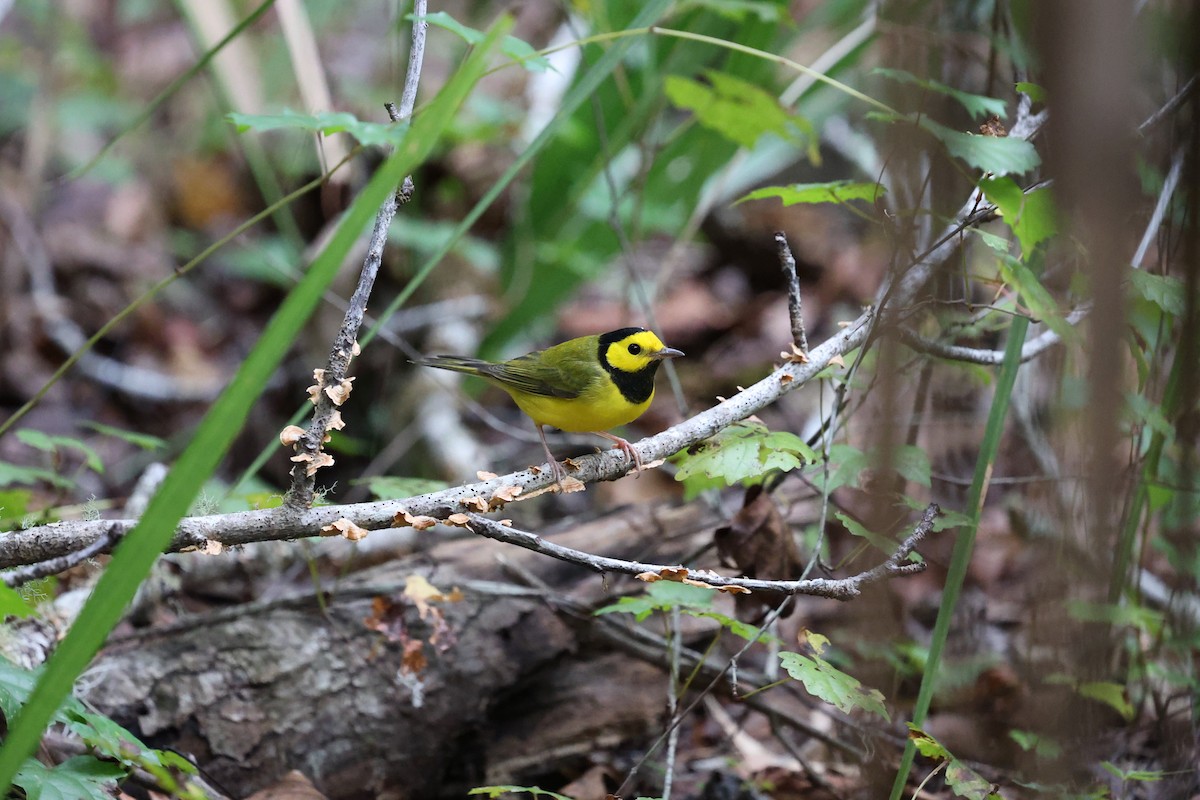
[
  {"left": 1015, "top": 81, "right": 1046, "bottom": 103},
  {"left": 16, "top": 430, "right": 104, "bottom": 475},
  {"left": 595, "top": 581, "right": 715, "bottom": 621},
  {"left": 1101, "top": 761, "right": 1166, "bottom": 783},
  {"left": 778, "top": 631, "right": 890, "bottom": 720},
  {"left": 823, "top": 443, "right": 867, "bottom": 493},
  {"left": 0, "top": 583, "right": 36, "bottom": 619},
  {"left": 823, "top": 443, "right": 929, "bottom": 492},
  {"left": 691, "top": 609, "right": 768, "bottom": 642},
  {"left": 77, "top": 421, "right": 166, "bottom": 452},
  {"left": 835, "top": 511, "right": 896, "bottom": 554},
  {"left": 908, "top": 726, "right": 950, "bottom": 759},
  {"left": 1077, "top": 681, "right": 1135, "bottom": 721},
  {"left": 873, "top": 68, "right": 1008, "bottom": 120},
  {"left": 0, "top": 488, "right": 32, "bottom": 523},
  {"left": 227, "top": 109, "right": 410, "bottom": 148},
  {"left": 978, "top": 177, "right": 1057, "bottom": 256},
  {"left": 0, "top": 660, "right": 41, "bottom": 721},
  {"left": 737, "top": 180, "right": 885, "bottom": 206},
  {"left": 908, "top": 727, "right": 1002, "bottom": 799},
  {"left": 893, "top": 445, "right": 932, "bottom": 488},
  {"left": 673, "top": 421, "right": 817, "bottom": 492},
  {"left": 417, "top": 12, "right": 552, "bottom": 72},
  {"left": 665, "top": 71, "right": 802, "bottom": 149},
  {"left": 1009, "top": 729, "right": 1062, "bottom": 759},
  {"left": 920, "top": 117, "right": 1040, "bottom": 176},
  {"left": 66, "top": 710, "right": 142, "bottom": 762},
  {"left": 998, "top": 255, "right": 1072, "bottom": 341},
  {"left": 973, "top": 227, "right": 1010, "bottom": 253},
  {"left": 14, "top": 756, "right": 125, "bottom": 800},
  {"left": 468, "top": 785, "right": 574, "bottom": 800},
  {"left": 1127, "top": 269, "right": 1185, "bottom": 317},
  {"left": 945, "top": 760, "right": 1001, "bottom": 800},
  {"left": 595, "top": 583, "right": 770, "bottom": 642}
]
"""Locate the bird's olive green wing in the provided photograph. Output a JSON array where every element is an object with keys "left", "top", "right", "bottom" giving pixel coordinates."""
[{"left": 480, "top": 347, "right": 595, "bottom": 399}]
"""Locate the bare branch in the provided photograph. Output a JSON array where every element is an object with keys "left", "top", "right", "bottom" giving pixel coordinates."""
[
  {"left": 3, "top": 524, "right": 124, "bottom": 588},
  {"left": 775, "top": 231, "right": 808, "bottom": 352},
  {"left": 899, "top": 305, "right": 1091, "bottom": 365},
  {"left": 462, "top": 503, "right": 939, "bottom": 600},
  {"left": 285, "top": 7, "right": 428, "bottom": 508}
]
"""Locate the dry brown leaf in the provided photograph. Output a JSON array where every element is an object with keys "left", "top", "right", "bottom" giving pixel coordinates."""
[
  {"left": 279, "top": 424, "right": 306, "bottom": 446},
  {"left": 714, "top": 485, "right": 802, "bottom": 619},
  {"left": 404, "top": 574, "right": 458, "bottom": 618},
  {"left": 979, "top": 115, "right": 1008, "bottom": 137},
  {"left": 243, "top": 769, "right": 328, "bottom": 800},
  {"left": 401, "top": 638, "right": 427, "bottom": 674}
]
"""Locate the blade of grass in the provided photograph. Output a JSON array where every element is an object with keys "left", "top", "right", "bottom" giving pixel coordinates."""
[
  {"left": 888, "top": 287, "right": 1032, "bottom": 800},
  {"left": 0, "top": 20, "right": 508, "bottom": 793}
]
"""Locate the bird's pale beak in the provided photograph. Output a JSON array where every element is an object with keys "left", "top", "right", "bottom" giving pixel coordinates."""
[{"left": 652, "top": 346, "right": 684, "bottom": 360}]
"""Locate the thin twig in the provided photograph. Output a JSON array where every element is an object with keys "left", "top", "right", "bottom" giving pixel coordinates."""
[
  {"left": 1138, "top": 75, "right": 1196, "bottom": 134},
  {"left": 285, "top": 6, "right": 428, "bottom": 508},
  {"left": 898, "top": 305, "right": 1091, "bottom": 365},
  {"left": 464, "top": 503, "right": 937, "bottom": 600},
  {"left": 775, "top": 231, "right": 808, "bottom": 352},
  {"left": 3, "top": 524, "right": 123, "bottom": 588}
]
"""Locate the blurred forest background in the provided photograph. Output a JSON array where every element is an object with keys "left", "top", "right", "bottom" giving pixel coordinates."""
[{"left": 0, "top": 1, "right": 1197, "bottom": 799}]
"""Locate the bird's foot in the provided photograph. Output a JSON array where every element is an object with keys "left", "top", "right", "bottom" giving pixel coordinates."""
[{"left": 597, "top": 432, "right": 644, "bottom": 475}]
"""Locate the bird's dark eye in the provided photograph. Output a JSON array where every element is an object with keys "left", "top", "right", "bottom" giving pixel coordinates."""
[{"left": 628, "top": 343, "right": 642, "bottom": 355}]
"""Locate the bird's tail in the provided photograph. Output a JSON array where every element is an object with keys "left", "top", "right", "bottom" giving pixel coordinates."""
[{"left": 412, "top": 355, "right": 493, "bottom": 377}]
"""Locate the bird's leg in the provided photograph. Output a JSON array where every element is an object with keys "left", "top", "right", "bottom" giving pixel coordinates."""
[
  {"left": 536, "top": 424, "right": 568, "bottom": 490},
  {"left": 594, "top": 431, "right": 644, "bottom": 474}
]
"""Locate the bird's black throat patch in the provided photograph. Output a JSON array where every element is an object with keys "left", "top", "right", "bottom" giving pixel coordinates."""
[{"left": 598, "top": 328, "right": 659, "bottom": 404}]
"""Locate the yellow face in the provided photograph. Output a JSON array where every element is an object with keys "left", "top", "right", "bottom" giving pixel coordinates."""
[{"left": 602, "top": 330, "right": 671, "bottom": 374}]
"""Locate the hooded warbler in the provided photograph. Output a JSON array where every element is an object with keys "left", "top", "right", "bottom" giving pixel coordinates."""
[{"left": 416, "top": 327, "right": 683, "bottom": 485}]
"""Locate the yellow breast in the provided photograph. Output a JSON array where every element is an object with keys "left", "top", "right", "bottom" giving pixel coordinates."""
[{"left": 506, "top": 381, "right": 653, "bottom": 433}]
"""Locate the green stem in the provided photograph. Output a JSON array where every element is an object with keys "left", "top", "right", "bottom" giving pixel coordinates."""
[{"left": 888, "top": 311, "right": 1031, "bottom": 799}]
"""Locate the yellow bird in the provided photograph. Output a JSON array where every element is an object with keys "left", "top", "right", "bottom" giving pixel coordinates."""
[{"left": 415, "top": 327, "right": 683, "bottom": 485}]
